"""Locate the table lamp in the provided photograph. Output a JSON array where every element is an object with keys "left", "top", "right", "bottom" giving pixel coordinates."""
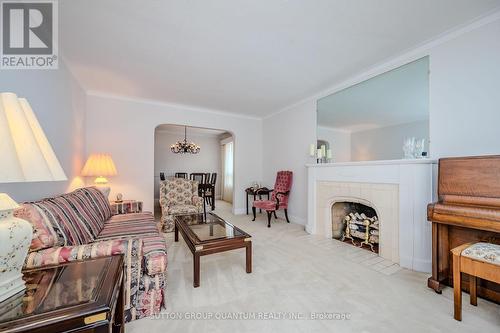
[
  {"left": 0, "top": 92, "right": 67, "bottom": 302},
  {"left": 81, "top": 153, "right": 117, "bottom": 197}
]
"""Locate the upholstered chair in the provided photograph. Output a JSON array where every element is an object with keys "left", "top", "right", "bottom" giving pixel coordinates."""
[
  {"left": 159, "top": 178, "right": 204, "bottom": 232},
  {"left": 252, "top": 171, "right": 293, "bottom": 227}
]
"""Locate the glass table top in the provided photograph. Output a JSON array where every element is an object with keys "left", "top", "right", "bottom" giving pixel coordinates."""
[
  {"left": 175, "top": 213, "right": 247, "bottom": 242},
  {"left": 0, "top": 257, "right": 111, "bottom": 323}
]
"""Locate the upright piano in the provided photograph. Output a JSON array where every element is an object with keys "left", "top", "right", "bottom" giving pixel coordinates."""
[{"left": 427, "top": 155, "right": 500, "bottom": 303}]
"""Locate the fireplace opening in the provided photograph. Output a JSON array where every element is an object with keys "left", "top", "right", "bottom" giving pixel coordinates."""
[{"left": 331, "top": 201, "right": 379, "bottom": 253}]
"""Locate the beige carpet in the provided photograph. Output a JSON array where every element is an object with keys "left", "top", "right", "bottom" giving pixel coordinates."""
[{"left": 127, "top": 201, "right": 499, "bottom": 332}]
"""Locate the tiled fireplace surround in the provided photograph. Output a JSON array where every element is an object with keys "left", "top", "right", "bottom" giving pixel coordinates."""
[{"left": 306, "top": 159, "right": 437, "bottom": 273}]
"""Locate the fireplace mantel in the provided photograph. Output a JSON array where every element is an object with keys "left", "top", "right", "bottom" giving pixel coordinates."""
[
  {"left": 306, "top": 159, "right": 437, "bottom": 272},
  {"left": 306, "top": 158, "right": 436, "bottom": 168}
]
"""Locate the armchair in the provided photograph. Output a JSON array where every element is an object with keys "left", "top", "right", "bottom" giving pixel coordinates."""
[
  {"left": 159, "top": 178, "right": 204, "bottom": 232},
  {"left": 252, "top": 171, "right": 293, "bottom": 227}
]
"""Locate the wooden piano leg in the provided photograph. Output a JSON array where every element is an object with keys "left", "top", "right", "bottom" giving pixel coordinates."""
[{"left": 428, "top": 222, "right": 444, "bottom": 294}]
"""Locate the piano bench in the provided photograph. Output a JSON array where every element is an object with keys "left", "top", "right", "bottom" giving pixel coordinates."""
[{"left": 451, "top": 242, "right": 500, "bottom": 321}]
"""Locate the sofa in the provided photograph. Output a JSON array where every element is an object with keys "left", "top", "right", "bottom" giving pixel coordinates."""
[
  {"left": 14, "top": 187, "right": 167, "bottom": 322},
  {"left": 159, "top": 178, "right": 204, "bottom": 232}
]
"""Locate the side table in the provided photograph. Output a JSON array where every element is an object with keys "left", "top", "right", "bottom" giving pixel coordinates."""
[
  {"left": 245, "top": 187, "right": 271, "bottom": 215},
  {"left": 110, "top": 200, "right": 143, "bottom": 215},
  {"left": 0, "top": 256, "right": 124, "bottom": 333}
]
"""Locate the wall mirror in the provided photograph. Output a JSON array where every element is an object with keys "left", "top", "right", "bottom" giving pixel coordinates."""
[{"left": 316, "top": 56, "right": 429, "bottom": 162}]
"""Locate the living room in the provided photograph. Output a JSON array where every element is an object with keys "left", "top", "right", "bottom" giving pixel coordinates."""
[{"left": 0, "top": 1, "right": 499, "bottom": 332}]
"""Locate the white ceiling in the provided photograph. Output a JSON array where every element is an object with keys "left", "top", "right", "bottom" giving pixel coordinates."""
[
  {"left": 317, "top": 57, "right": 429, "bottom": 132},
  {"left": 60, "top": 0, "right": 500, "bottom": 117}
]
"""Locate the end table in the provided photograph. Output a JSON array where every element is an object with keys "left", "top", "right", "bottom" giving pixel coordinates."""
[
  {"left": 0, "top": 256, "right": 124, "bottom": 333},
  {"left": 245, "top": 187, "right": 271, "bottom": 215},
  {"left": 110, "top": 200, "right": 143, "bottom": 215}
]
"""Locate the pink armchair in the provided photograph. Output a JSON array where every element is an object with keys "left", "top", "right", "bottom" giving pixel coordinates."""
[{"left": 252, "top": 171, "right": 293, "bottom": 227}]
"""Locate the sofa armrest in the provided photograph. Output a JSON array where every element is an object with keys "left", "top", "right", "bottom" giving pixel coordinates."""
[
  {"left": 24, "top": 238, "right": 142, "bottom": 269},
  {"left": 142, "top": 236, "right": 168, "bottom": 276},
  {"left": 192, "top": 195, "right": 204, "bottom": 210}
]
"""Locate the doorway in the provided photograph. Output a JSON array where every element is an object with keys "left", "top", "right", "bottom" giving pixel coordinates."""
[{"left": 153, "top": 124, "right": 234, "bottom": 219}]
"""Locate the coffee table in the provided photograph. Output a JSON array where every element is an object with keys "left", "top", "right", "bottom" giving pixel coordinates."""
[
  {"left": 0, "top": 256, "right": 124, "bottom": 333},
  {"left": 174, "top": 213, "right": 252, "bottom": 287}
]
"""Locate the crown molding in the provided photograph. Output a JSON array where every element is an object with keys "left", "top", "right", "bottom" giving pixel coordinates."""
[{"left": 86, "top": 90, "right": 262, "bottom": 121}]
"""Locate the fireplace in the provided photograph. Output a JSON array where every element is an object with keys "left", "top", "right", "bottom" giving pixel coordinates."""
[
  {"left": 306, "top": 159, "right": 436, "bottom": 272},
  {"left": 331, "top": 201, "right": 379, "bottom": 253}
]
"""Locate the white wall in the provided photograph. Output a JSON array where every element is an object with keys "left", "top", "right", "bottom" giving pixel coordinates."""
[
  {"left": 154, "top": 129, "right": 223, "bottom": 199},
  {"left": 262, "top": 100, "right": 317, "bottom": 224},
  {"left": 85, "top": 93, "right": 262, "bottom": 214},
  {"left": 263, "top": 13, "right": 500, "bottom": 224},
  {"left": 317, "top": 126, "right": 351, "bottom": 162},
  {"left": 0, "top": 62, "right": 86, "bottom": 202},
  {"left": 351, "top": 120, "right": 429, "bottom": 161},
  {"left": 430, "top": 17, "right": 500, "bottom": 157}
]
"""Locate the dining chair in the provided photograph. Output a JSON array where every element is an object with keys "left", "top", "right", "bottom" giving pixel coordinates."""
[
  {"left": 190, "top": 173, "right": 206, "bottom": 184},
  {"left": 160, "top": 172, "right": 165, "bottom": 181},
  {"left": 209, "top": 173, "right": 217, "bottom": 209},
  {"left": 203, "top": 173, "right": 217, "bottom": 210},
  {"left": 175, "top": 172, "right": 188, "bottom": 179}
]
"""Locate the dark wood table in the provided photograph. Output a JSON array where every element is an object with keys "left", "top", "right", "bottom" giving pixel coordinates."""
[
  {"left": 245, "top": 187, "right": 271, "bottom": 215},
  {"left": 174, "top": 213, "right": 252, "bottom": 287},
  {"left": 0, "top": 256, "right": 124, "bottom": 333}
]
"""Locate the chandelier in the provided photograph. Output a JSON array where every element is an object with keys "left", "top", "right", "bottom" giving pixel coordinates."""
[{"left": 170, "top": 126, "right": 200, "bottom": 154}]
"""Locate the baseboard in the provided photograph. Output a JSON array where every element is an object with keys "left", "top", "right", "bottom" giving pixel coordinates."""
[
  {"left": 233, "top": 207, "right": 246, "bottom": 215},
  {"left": 232, "top": 207, "right": 306, "bottom": 225},
  {"left": 288, "top": 214, "right": 306, "bottom": 226},
  {"left": 399, "top": 256, "right": 432, "bottom": 273},
  {"left": 267, "top": 211, "right": 307, "bottom": 226}
]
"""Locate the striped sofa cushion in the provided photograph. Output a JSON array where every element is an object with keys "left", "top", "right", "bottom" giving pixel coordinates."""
[
  {"left": 64, "top": 187, "right": 111, "bottom": 237},
  {"left": 15, "top": 187, "right": 111, "bottom": 248},
  {"left": 31, "top": 198, "right": 96, "bottom": 246},
  {"left": 97, "top": 213, "right": 159, "bottom": 239}
]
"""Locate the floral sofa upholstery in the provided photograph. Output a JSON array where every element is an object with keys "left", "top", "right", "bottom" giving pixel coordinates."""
[
  {"left": 159, "top": 178, "right": 204, "bottom": 232},
  {"left": 14, "top": 186, "right": 167, "bottom": 322}
]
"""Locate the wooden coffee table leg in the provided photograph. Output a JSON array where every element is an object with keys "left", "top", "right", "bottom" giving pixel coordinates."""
[
  {"left": 174, "top": 223, "right": 179, "bottom": 242},
  {"left": 246, "top": 241, "right": 252, "bottom": 273},
  {"left": 194, "top": 253, "right": 200, "bottom": 288}
]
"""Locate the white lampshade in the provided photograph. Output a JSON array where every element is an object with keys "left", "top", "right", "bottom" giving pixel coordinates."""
[
  {"left": 0, "top": 92, "right": 67, "bottom": 183},
  {"left": 0, "top": 193, "right": 20, "bottom": 210},
  {"left": 81, "top": 153, "right": 118, "bottom": 177},
  {"left": 81, "top": 153, "right": 117, "bottom": 186}
]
